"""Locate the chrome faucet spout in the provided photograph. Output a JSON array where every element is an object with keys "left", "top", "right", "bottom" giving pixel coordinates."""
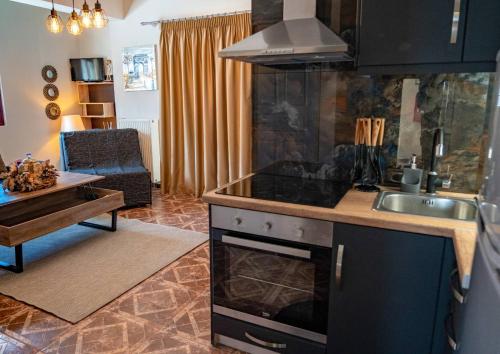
[{"left": 426, "top": 128, "right": 445, "bottom": 194}]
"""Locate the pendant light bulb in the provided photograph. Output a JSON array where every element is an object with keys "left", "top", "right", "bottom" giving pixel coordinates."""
[
  {"left": 67, "top": 11, "right": 83, "bottom": 35},
  {"left": 45, "top": 1, "right": 63, "bottom": 34},
  {"left": 92, "top": 0, "right": 109, "bottom": 29},
  {"left": 80, "top": 1, "right": 94, "bottom": 29}
]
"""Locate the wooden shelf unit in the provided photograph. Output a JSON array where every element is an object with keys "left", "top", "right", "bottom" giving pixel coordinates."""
[{"left": 76, "top": 81, "right": 116, "bottom": 129}]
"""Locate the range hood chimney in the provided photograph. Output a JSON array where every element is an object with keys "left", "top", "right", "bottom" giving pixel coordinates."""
[{"left": 219, "top": 0, "right": 353, "bottom": 65}]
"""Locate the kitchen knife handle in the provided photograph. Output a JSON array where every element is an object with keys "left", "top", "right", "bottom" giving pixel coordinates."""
[
  {"left": 372, "top": 118, "right": 381, "bottom": 146},
  {"left": 359, "top": 118, "right": 366, "bottom": 145},
  {"left": 355, "top": 118, "right": 360, "bottom": 145},
  {"left": 378, "top": 118, "right": 385, "bottom": 146},
  {"left": 366, "top": 118, "right": 372, "bottom": 146}
]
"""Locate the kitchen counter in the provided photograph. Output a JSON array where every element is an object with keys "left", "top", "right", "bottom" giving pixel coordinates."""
[{"left": 203, "top": 176, "right": 478, "bottom": 289}]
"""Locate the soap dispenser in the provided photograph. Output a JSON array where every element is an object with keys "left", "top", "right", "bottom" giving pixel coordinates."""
[
  {"left": 410, "top": 154, "right": 418, "bottom": 169},
  {"left": 401, "top": 154, "right": 423, "bottom": 193}
]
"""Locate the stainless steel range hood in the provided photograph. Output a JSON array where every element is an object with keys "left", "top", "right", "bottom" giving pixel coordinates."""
[{"left": 219, "top": 0, "right": 353, "bottom": 65}]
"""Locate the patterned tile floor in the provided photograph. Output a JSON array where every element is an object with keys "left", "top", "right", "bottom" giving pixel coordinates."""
[{"left": 0, "top": 189, "right": 241, "bottom": 354}]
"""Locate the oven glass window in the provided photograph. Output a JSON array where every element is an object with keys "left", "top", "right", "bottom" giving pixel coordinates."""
[{"left": 212, "top": 231, "right": 331, "bottom": 335}]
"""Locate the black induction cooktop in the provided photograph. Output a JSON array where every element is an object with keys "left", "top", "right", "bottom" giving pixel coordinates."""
[{"left": 216, "top": 173, "right": 352, "bottom": 208}]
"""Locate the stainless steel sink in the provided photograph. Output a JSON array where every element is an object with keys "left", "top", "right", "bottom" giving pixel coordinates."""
[{"left": 373, "top": 191, "right": 478, "bottom": 221}]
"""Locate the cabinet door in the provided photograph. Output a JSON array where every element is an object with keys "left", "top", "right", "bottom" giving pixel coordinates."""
[
  {"left": 358, "top": 0, "right": 467, "bottom": 66},
  {"left": 463, "top": 0, "right": 500, "bottom": 63},
  {"left": 328, "top": 224, "right": 446, "bottom": 354}
]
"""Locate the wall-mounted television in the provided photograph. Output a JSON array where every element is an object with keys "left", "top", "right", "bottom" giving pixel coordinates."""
[{"left": 70, "top": 58, "right": 105, "bottom": 82}]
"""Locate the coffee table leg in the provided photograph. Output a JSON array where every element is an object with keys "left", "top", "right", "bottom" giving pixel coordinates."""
[
  {"left": 0, "top": 244, "right": 23, "bottom": 273},
  {"left": 78, "top": 210, "right": 118, "bottom": 232}
]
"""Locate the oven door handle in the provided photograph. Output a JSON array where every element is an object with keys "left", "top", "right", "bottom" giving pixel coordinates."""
[
  {"left": 221, "top": 235, "right": 311, "bottom": 259},
  {"left": 245, "top": 332, "right": 287, "bottom": 349}
]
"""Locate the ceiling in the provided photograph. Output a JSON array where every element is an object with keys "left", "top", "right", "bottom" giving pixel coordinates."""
[{"left": 9, "top": 0, "right": 131, "bottom": 19}]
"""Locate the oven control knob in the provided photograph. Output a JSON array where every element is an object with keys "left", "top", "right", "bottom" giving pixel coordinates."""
[
  {"left": 233, "top": 217, "right": 242, "bottom": 226},
  {"left": 263, "top": 222, "right": 272, "bottom": 231},
  {"left": 296, "top": 227, "right": 305, "bottom": 237}
]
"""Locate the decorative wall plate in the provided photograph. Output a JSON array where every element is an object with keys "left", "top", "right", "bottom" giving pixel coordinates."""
[
  {"left": 43, "top": 84, "right": 59, "bottom": 101},
  {"left": 41, "top": 65, "right": 57, "bottom": 83},
  {"left": 45, "top": 102, "right": 61, "bottom": 120}
]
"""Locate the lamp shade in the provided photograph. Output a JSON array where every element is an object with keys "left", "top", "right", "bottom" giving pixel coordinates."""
[
  {"left": 66, "top": 10, "right": 83, "bottom": 35},
  {"left": 61, "top": 115, "right": 85, "bottom": 132}
]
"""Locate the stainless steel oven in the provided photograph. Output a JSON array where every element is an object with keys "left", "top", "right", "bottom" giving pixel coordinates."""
[{"left": 210, "top": 206, "right": 333, "bottom": 345}]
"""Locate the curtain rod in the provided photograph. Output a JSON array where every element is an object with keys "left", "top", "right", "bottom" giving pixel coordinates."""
[{"left": 140, "top": 10, "right": 251, "bottom": 27}]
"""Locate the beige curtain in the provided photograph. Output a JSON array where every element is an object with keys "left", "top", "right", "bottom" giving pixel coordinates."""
[{"left": 159, "top": 13, "right": 252, "bottom": 197}]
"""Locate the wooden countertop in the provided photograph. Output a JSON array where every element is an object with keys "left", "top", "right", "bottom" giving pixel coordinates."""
[{"left": 203, "top": 176, "right": 478, "bottom": 289}]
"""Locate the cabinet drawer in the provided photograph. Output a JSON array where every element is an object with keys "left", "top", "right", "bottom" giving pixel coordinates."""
[
  {"left": 0, "top": 187, "right": 124, "bottom": 246},
  {"left": 213, "top": 314, "right": 326, "bottom": 354}
]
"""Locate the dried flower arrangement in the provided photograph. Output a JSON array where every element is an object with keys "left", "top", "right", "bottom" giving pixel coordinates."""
[{"left": 0, "top": 154, "right": 58, "bottom": 192}]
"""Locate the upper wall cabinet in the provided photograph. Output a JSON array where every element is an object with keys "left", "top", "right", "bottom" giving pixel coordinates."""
[
  {"left": 357, "top": 0, "right": 500, "bottom": 73},
  {"left": 358, "top": 0, "right": 466, "bottom": 66},
  {"left": 463, "top": 0, "right": 500, "bottom": 63}
]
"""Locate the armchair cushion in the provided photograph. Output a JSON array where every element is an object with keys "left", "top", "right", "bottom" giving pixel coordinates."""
[{"left": 60, "top": 129, "right": 152, "bottom": 206}]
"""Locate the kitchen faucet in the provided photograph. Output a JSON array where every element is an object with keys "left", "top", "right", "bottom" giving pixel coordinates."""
[{"left": 426, "top": 128, "right": 445, "bottom": 194}]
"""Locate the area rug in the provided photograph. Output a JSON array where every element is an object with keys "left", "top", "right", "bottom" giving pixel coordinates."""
[{"left": 0, "top": 215, "right": 208, "bottom": 323}]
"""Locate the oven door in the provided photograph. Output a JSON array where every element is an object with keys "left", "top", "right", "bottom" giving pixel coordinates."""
[{"left": 211, "top": 228, "right": 331, "bottom": 344}]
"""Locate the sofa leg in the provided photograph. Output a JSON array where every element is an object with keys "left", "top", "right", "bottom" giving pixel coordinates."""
[
  {"left": 0, "top": 244, "right": 23, "bottom": 273},
  {"left": 79, "top": 210, "right": 118, "bottom": 232}
]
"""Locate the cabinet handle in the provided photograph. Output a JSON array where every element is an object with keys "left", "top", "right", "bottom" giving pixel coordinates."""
[
  {"left": 336, "top": 244, "right": 345, "bottom": 288},
  {"left": 244, "top": 332, "right": 287, "bottom": 349},
  {"left": 448, "top": 334, "right": 459, "bottom": 351},
  {"left": 445, "top": 314, "right": 459, "bottom": 351},
  {"left": 450, "top": 269, "right": 465, "bottom": 304},
  {"left": 449, "top": 0, "right": 461, "bottom": 44}
]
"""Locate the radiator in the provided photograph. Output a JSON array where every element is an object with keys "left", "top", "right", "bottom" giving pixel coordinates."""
[{"left": 117, "top": 119, "right": 161, "bottom": 183}]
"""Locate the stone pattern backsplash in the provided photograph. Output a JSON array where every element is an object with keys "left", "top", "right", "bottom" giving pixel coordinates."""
[{"left": 251, "top": 0, "right": 494, "bottom": 193}]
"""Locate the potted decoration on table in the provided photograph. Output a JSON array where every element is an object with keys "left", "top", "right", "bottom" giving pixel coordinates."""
[{"left": 1, "top": 153, "right": 58, "bottom": 192}]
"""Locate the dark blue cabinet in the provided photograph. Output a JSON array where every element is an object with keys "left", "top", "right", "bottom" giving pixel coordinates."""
[
  {"left": 357, "top": 0, "right": 500, "bottom": 73},
  {"left": 463, "top": 0, "right": 500, "bottom": 63},
  {"left": 358, "top": 0, "right": 467, "bottom": 67},
  {"left": 327, "top": 223, "right": 455, "bottom": 354}
]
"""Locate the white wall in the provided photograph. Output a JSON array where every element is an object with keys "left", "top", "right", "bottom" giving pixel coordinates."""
[
  {"left": 0, "top": 0, "right": 251, "bottom": 167},
  {"left": 0, "top": 0, "right": 80, "bottom": 167},
  {"left": 78, "top": 0, "right": 251, "bottom": 121}
]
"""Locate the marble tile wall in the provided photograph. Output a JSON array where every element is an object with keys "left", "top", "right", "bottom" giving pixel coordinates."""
[{"left": 251, "top": 0, "right": 494, "bottom": 193}]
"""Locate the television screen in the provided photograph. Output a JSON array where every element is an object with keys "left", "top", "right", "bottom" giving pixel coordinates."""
[{"left": 70, "top": 58, "right": 105, "bottom": 82}]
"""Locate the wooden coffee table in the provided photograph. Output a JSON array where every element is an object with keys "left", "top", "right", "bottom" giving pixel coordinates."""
[{"left": 0, "top": 172, "right": 125, "bottom": 273}]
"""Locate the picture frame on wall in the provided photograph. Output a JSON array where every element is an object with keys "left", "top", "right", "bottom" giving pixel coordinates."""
[
  {"left": 122, "top": 45, "right": 158, "bottom": 91},
  {"left": 0, "top": 76, "right": 5, "bottom": 126}
]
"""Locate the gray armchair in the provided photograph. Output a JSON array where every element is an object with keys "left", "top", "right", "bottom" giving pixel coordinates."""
[{"left": 60, "top": 129, "right": 152, "bottom": 206}]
